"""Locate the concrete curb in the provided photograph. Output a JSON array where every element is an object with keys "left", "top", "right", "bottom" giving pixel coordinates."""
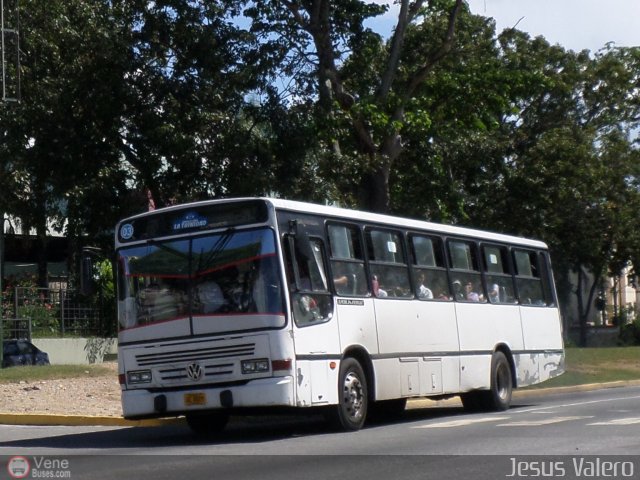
[
  {"left": 0, "top": 413, "right": 184, "bottom": 427},
  {"left": 2, "top": 380, "right": 639, "bottom": 427}
]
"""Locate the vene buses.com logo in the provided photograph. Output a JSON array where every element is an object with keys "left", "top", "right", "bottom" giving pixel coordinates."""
[{"left": 7, "top": 456, "right": 30, "bottom": 479}]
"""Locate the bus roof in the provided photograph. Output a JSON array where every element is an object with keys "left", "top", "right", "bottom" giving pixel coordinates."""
[
  {"left": 118, "top": 197, "right": 548, "bottom": 250},
  {"left": 266, "top": 198, "right": 548, "bottom": 249}
]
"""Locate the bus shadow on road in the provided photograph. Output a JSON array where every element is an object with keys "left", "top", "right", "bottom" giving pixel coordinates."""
[{"left": 0, "top": 404, "right": 539, "bottom": 451}]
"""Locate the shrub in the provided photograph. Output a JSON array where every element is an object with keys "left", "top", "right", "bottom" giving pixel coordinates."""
[{"left": 618, "top": 318, "right": 640, "bottom": 346}]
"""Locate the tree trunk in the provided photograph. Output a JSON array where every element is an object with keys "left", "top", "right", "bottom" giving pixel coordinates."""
[
  {"left": 36, "top": 219, "right": 48, "bottom": 289},
  {"left": 358, "top": 163, "right": 390, "bottom": 214},
  {"left": 576, "top": 265, "right": 601, "bottom": 347}
]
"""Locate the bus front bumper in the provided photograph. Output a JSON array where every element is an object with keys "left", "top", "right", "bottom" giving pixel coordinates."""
[{"left": 121, "top": 376, "right": 295, "bottom": 419}]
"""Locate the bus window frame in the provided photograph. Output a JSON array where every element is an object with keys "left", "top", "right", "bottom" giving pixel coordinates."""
[
  {"left": 284, "top": 233, "right": 334, "bottom": 327},
  {"left": 408, "top": 232, "right": 451, "bottom": 302},
  {"left": 513, "top": 248, "right": 547, "bottom": 306},
  {"left": 327, "top": 222, "right": 368, "bottom": 297},
  {"left": 446, "top": 238, "right": 486, "bottom": 303},
  {"left": 481, "top": 243, "right": 517, "bottom": 305},
  {"left": 364, "top": 226, "right": 412, "bottom": 299}
]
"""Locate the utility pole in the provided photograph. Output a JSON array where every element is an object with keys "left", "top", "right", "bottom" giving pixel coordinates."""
[
  {"left": 1, "top": 0, "right": 20, "bottom": 102},
  {"left": 0, "top": 216, "right": 4, "bottom": 364},
  {"left": 1, "top": 0, "right": 20, "bottom": 364}
]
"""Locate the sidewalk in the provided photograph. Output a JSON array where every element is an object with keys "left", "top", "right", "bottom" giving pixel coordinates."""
[{"left": 2, "top": 380, "right": 640, "bottom": 428}]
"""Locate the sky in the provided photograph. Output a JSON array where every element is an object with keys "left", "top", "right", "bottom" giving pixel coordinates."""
[
  {"left": 465, "top": 0, "right": 640, "bottom": 53},
  {"left": 372, "top": 0, "right": 640, "bottom": 54}
]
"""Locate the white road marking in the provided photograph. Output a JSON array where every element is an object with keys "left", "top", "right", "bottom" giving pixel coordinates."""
[
  {"left": 512, "top": 394, "right": 640, "bottom": 415},
  {"left": 497, "top": 416, "right": 592, "bottom": 427},
  {"left": 414, "top": 416, "right": 510, "bottom": 429},
  {"left": 588, "top": 417, "right": 640, "bottom": 426}
]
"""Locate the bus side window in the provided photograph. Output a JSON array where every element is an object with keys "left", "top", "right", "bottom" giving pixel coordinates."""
[
  {"left": 448, "top": 240, "right": 486, "bottom": 303},
  {"left": 482, "top": 244, "right": 516, "bottom": 304},
  {"left": 410, "top": 234, "right": 450, "bottom": 301},
  {"left": 285, "top": 234, "right": 334, "bottom": 325},
  {"left": 514, "top": 249, "right": 546, "bottom": 306},
  {"left": 366, "top": 228, "right": 411, "bottom": 298},
  {"left": 328, "top": 224, "right": 367, "bottom": 296}
]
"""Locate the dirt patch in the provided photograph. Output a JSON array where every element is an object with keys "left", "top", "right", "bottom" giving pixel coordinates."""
[{"left": 0, "top": 362, "right": 122, "bottom": 417}]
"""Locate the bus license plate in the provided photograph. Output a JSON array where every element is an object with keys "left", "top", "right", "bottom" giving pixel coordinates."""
[{"left": 184, "top": 392, "right": 206, "bottom": 406}]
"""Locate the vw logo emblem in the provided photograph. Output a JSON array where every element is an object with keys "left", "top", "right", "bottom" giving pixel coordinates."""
[{"left": 186, "top": 363, "right": 203, "bottom": 381}]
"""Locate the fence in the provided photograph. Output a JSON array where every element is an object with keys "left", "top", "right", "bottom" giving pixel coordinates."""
[
  {"left": 1, "top": 286, "right": 114, "bottom": 337},
  {"left": 0, "top": 317, "right": 31, "bottom": 341}
]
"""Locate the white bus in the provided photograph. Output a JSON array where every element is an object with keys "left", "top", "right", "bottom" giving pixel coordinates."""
[{"left": 115, "top": 197, "right": 564, "bottom": 432}]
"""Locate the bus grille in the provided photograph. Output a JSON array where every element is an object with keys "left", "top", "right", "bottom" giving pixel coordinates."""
[
  {"left": 157, "top": 362, "right": 236, "bottom": 381},
  {"left": 134, "top": 343, "right": 255, "bottom": 367}
]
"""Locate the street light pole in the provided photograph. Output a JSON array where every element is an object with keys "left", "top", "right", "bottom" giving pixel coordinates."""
[{"left": 0, "top": 215, "right": 5, "bottom": 364}]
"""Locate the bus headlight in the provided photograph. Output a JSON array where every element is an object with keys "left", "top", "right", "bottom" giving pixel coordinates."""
[
  {"left": 127, "top": 369, "right": 152, "bottom": 384},
  {"left": 241, "top": 358, "right": 270, "bottom": 374}
]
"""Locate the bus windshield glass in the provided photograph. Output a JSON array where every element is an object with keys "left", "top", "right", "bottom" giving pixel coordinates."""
[{"left": 117, "top": 227, "right": 284, "bottom": 329}]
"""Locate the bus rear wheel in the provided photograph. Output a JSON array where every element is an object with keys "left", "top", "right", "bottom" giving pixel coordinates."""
[
  {"left": 461, "top": 351, "right": 513, "bottom": 412},
  {"left": 186, "top": 411, "right": 229, "bottom": 435},
  {"left": 480, "top": 351, "right": 513, "bottom": 411},
  {"left": 489, "top": 351, "right": 513, "bottom": 410},
  {"left": 328, "top": 357, "right": 368, "bottom": 431}
]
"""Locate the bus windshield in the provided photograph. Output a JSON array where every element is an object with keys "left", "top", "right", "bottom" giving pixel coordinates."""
[{"left": 117, "top": 227, "right": 284, "bottom": 329}]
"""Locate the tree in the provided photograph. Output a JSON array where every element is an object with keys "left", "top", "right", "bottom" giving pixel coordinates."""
[
  {"left": 110, "top": 0, "right": 282, "bottom": 209},
  {"left": 247, "top": 0, "right": 465, "bottom": 213},
  {"left": 0, "top": 0, "right": 126, "bottom": 287},
  {"left": 447, "top": 32, "right": 640, "bottom": 343}
]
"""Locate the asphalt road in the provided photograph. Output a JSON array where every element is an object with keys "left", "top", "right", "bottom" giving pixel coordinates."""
[{"left": 1, "top": 385, "right": 639, "bottom": 479}]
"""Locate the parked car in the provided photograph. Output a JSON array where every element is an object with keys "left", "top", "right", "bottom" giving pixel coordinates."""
[{"left": 2, "top": 340, "right": 50, "bottom": 368}]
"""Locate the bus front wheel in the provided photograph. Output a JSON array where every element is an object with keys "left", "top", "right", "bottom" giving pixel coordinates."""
[{"left": 329, "top": 357, "right": 368, "bottom": 431}]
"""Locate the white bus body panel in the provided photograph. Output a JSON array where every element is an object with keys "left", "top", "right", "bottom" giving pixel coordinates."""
[
  {"left": 373, "top": 298, "right": 459, "bottom": 398},
  {"left": 336, "top": 299, "right": 379, "bottom": 354},
  {"left": 456, "top": 302, "right": 523, "bottom": 391},
  {"left": 119, "top": 318, "right": 192, "bottom": 345},
  {"left": 292, "top": 316, "right": 341, "bottom": 407},
  {"left": 521, "top": 306, "right": 564, "bottom": 351},
  {"left": 517, "top": 306, "right": 565, "bottom": 386},
  {"left": 119, "top": 329, "right": 296, "bottom": 418},
  {"left": 121, "top": 377, "right": 294, "bottom": 418}
]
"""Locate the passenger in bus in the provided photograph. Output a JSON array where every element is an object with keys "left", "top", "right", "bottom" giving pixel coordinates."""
[
  {"left": 488, "top": 283, "right": 500, "bottom": 303},
  {"left": 451, "top": 280, "right": 465, "bottom": 301},
  {"left": 465, "top": 282, "right": 484, "bottom": 302},
  {"left": 333, "top": 273, "right": 349, "bottom": 290},
  {"left": 372, "top": 275, "right": 388, "bottom": 297},
  {"left": 416, "top": 272, "right": 434, "bottom": 299},
  {"left": 197, "top": 280, "right": 225, "bottom": 313},
  {"left": 332, "top": 262, "right": 352, "bottom": 295}
]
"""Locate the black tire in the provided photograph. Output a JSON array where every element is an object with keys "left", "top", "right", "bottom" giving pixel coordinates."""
[
  {"left": 481, "top": 350, "right": 513, "bottom": 411},
  {"left": 185, "top": 411, "right": 230, "bottom": 435},
  {"left": 328, "top": 357, "right": 369, "bottom": 431},
  {"left": 461, "top": 351, "right": 513, "bottom": 412}
]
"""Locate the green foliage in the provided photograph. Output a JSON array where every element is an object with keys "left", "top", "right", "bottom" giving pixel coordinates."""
[
  {"left": 527, "top": 347, "right": 640, "bottom": 388},
  {"left": 2, "top": 0, "right": 640, "bottom": 340},
  {"left": 619, "top": 319, "right": 640, "bottom": 346},
  {"left": 6, "top": 278, "right": 60, "bottom": 336}
]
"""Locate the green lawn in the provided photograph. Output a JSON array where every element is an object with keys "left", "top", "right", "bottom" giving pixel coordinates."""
[
  {"left": 529, "top": 346, "right": 640, "bottom": 388},
  {"left": 2, "top": 346, "right": 639, "bottom": 388},
  {"left": 0, "top": 363, "right": 114, "bottom": 383}
]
